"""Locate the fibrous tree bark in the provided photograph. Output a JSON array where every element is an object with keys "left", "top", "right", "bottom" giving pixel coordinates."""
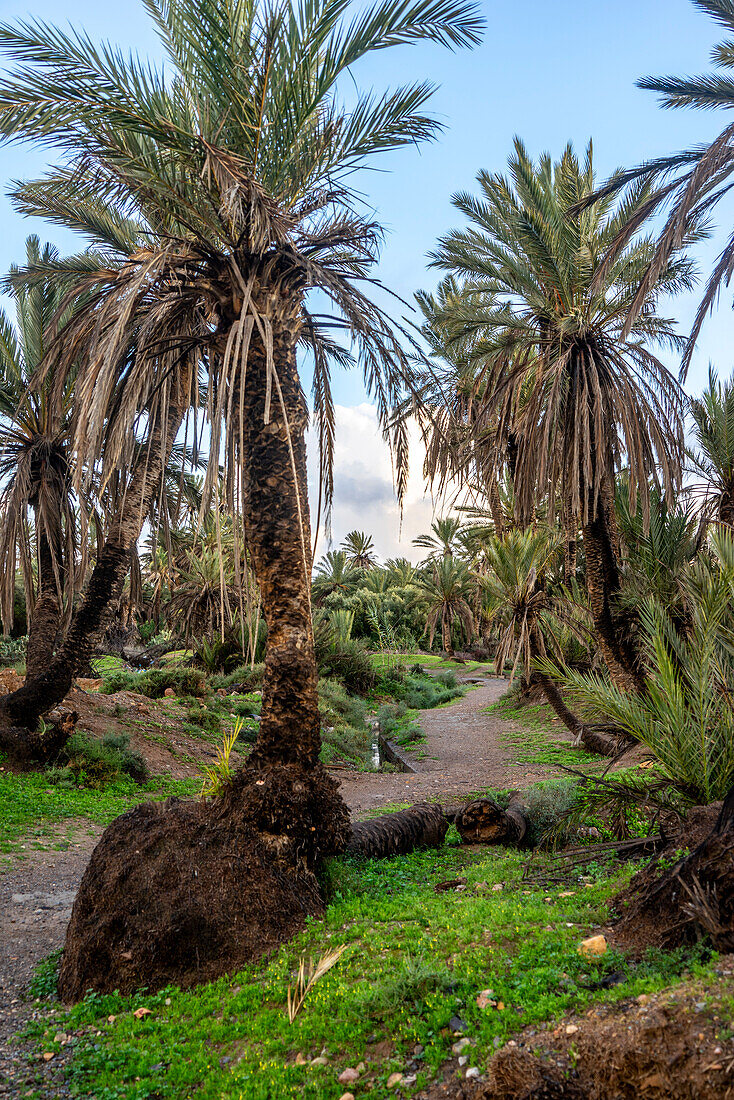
[{"left": 347, "top": 802, "right": 448, "bottom": 858}]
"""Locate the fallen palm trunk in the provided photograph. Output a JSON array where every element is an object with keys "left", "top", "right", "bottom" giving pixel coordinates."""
[
  {"left": 453, "top": 796, "right": 528, "bottom": 846},
  {"left": 347, "top": 802, "right": 448, "bottom": 858},
  {"left": 612, "top": 789, "right": 734, "bottom": 953}
]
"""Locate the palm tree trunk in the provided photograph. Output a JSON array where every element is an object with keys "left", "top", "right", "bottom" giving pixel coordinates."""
[
  {"left": 25, "top": 518, "right": 63, "bottom": 681},
  {"left": 528, "top": 624, "right": 621, "bottom": 756},
  {"left": 582, "top": 495, "right": 645, "bottom": 694},
  {"left": 0, "top": 402, "right": 186, "bottom": 733},
  {"left": 240, "top": 302, "right": 322, "bottom": 772}
]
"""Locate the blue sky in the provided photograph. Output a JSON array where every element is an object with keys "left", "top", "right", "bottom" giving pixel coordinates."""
[{"left": 0, "top": 0, "right": 731, "bottom": 556}]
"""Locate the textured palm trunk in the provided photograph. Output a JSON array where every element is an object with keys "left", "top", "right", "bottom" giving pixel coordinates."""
[
  {"left": 582, "top": 494, "right": 645, "bottom": 695},
  {"left": 240, "top": 294, "right": 322, "bottom": 772},
  {"left": 442, "top": 613, "right": 454, "bottom": 657},
  {"left": 25, "top": 518, "right": 64, "bottom": 681},
  {"left": 0, "top": 403, "right": 185, "bottom": 733}
]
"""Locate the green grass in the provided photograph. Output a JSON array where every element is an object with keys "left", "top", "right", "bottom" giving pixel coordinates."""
[
  {"left": 369, "top": 652, "right": 489, "bottom": 675},
  {"left": 26, "top": 844, "right": 715, "bottom": 1099},
  {"left": 485, "top": 695, "right": 606, "bottom": 772},
  {"left": 0, "top": 771, "right": 199, "bottom": 858}
]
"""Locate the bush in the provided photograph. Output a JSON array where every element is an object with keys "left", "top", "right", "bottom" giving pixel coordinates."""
[
  {"left": 318, "top": 677, "right": 372, "bottom": 768},
  {"left": 318, "top": 638, "right": 376, "bottom": 695},
  {"left": 382, "top": 671, "right": 462, "bottom": 711},
  {"left": 101, "top": 667, "right": 208, "bottom": 698},
  {"left": 54, "top": 731, "right": 148, "bottom": 788},
  {"left": 0, "top": 635, "right": 26, "bottom": 667},
  {"left": 211, "top": 664, "right": 265, "bottom": 693}
]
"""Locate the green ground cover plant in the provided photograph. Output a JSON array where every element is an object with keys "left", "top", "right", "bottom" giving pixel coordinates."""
[
  {"left": 0, "top": 771, "right": 198, "bottom": 857},
  {"left": 25, "top": 844, "right": 716, "bottom": 1099}
]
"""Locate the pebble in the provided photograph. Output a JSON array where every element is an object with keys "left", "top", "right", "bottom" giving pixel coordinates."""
[
  {"left": 452, "top": 1038, "right": 471, "bottom": 1054},
  {"left": 387, "top": 1072, "right": 404, "bottom": 1088},
  {"left": 311, "top": 1055, "right": 329, "bottom": 1066},
  {"left": 465, "top": 1067, "right": 480, "bottom": 1079},
  {"left": 295, "top": 1052, "right": 308, "bottom": 1065},
  {"left": 458, "top": 1056, "right": 468, "bottom": 1066},
  {"left": 338, "top": 1067, "right": 360, "bottom": 1084},
  {"left": 565, "top": 1025, "right": 579, "bottom": 1035},
  {"left": 339, "top": 1094, "right": 355, "bottom": 1100}
]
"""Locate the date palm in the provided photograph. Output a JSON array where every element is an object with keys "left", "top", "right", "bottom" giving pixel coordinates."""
[
  {"left": 312, "top": 549, "right": 361, "bottom": 603},
  {"left": 413, "top": 515, "right": 465, "bottom": 561},
  {"left": 0, "top": 0, "right": 481, "bottom": 761},
  {"left": 425, "top": 139, "right": 696, "bottom": 692},
  {"left": 340, "top": 530, "right": 378, "bottom": 570},
  {"left": 582, "top": 0, "right": 734, "bottom": 373},
  {"left": 0, "top": 236, "right": 80, "bottom": 680},
  {"left": 689, "top": 367, "right": 734, "bottom": 525},
  {"left": 414, "top": 554, "right": 473, "bottom": 655}
]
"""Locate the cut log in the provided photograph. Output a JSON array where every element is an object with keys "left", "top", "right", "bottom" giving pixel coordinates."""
[
  {"left": 613, "top": 787, "right": 734, "bottom": 953},
  {"left": 347, "top": 802, "right": 448, "bottom": 859},
  {"left": 454, "top": 797, "right": 528, "bottom": 846}
]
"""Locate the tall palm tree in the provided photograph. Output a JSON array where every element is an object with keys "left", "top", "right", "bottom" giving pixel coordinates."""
[
  {"left": 689, "top": 367, "right": 734, "bottom": 525},
  {"left": 340, "top": 529, "right": 378, "bottom": 570},
  {"left": 414, "top": 554, "right": 473, "bottom": 655},
  {"left": 424, "top": 140, "right": 695, "bottom": 693},
  {"left": 0, "top": 236, "right": 81, "bottom": 680},
  {"left": 0, "top": 0, "right": 482, "bottom": 771},
  {"left": 580, "top": 0, "right": 734, "bottom": 374}
]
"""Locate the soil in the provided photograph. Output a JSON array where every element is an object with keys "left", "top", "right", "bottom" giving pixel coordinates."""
[{"left": 419, "top": 963, "right": 734, "bottom": 1099}]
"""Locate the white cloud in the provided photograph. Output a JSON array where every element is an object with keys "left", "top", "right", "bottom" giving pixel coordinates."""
[{"left": 306, "top": 403, "right": 450, "bottom": 564}]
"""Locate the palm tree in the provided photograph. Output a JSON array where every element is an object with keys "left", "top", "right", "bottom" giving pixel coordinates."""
[
  {"left": 312, "top": 550, "right": 361, "bottom": 604},
  {"left": 413, "top": 516, "right": 465, "bottom": 561},
  {"left": 0, "top": 236, "right": 81, "bottom": 680},
  {"left": 0, "top": 0, "right": 482, "bottom": 770},
  {"left": 480, "top": 528, "right": 608, "bottom": 748},
  {"left": 425, "top": 140, "right": 695, "bottom": 693},
  {"left": 385, "top": 556, "right": 416, "bottom": 586},
  {"left": 340, "top": 529, "right": 378, "bottom": 570},
  {"left": 579, "top": 0, "right": 734, "bottom": 375},
  {"left": 689, "top": 367, "right": 734, "bottom": 526},
  {"left": 414, "top": 554, "right": 473, "bottom": 655}
]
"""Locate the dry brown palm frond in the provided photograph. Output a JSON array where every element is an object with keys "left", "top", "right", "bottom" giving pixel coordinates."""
[{"left": 286, "top": 945, "right": 347, "bottom": 1024}]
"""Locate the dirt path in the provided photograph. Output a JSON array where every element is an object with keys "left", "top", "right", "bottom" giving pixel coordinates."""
[{"left": 338, "top": 675, "right": 541, "bottom": 816}]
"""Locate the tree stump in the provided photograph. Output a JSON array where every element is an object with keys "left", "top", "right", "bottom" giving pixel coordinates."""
[
  {"left": 454, "top": 797, "right": 528, "bottom": 846},
  {"left": 347, "top": 802, "right": 448, "bottom": 859},
  {"left": 613, "top": 787, "right": 734, "bottom": 953}
]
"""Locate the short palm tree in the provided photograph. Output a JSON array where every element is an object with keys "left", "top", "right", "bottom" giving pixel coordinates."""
[
  {"left": 689, "top": 367, "right": 734, "bottom": 525},
  {"left": 340, "top": 530, "right": 378, "bottom": 570},
  {"left": 426, "top": 139, "right": 696, "bottom": 692},
  {"left": 0, "top": 236, "right": 80, "bottom": 679},
  {"left": 414, "top": 554, "right": 474, "bottom": 655},
  {"left": 312, "top": 550, "right": 361, "bottom": 604},
  {"left": 481, "top": 527, "right": 602, "bottom": 747},
  {"left": 0, "top": 0, "right": 482, "bottom": 768}
]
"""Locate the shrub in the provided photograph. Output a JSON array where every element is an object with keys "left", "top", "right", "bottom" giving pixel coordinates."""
[
  {"left": 101, "top": 667, "right": 208, "bottom": 698},
  {"left": 211, "top": 663, "right": 265, "bottom": 693},
  {"left": 318, "top": 638, "right": 376, "bottom": 695},
  {"left": 55, "top": 731, "right": 148, "bottom": 788},
  {"left": 318, "top": 677, "right": 371, "bottom": 768},
  {"left": 0, "top": 635, "right": 26, "bottom": 667},
  {"left": 383, "top": 671, "right": 462, "bottom": 711}
]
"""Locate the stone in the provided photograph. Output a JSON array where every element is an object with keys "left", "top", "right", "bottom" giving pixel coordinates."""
[
  {"left": 338, "top": 1068, "right": 360, "bottom": 1084},
  {"left": 295, "top": 1053, "right": 307, "bottom": 1065},
  {"left": 565, "top": 1025, "right": 579, "bottom": 1035},
  {"left": 387, "top": 1072, "right": 404, "bottom": 1088},
  {"left": 466, "top": 1067, "right": 480, "bottom": 1079},
  {"left": 42, "top": 1053, "right": 54, "bottom": 1062},
  {"left": 458, "top": 1056, "right": 468, "bottom": 1066},
  {"left": 578, "top": 935, "right": 607, "bottom": 958},
  {"left": 356, "top": 1062, "right": 366, "bottom": 1073},
  {"left": 311, "top": 1056, "right": 329, "bottom": 1066},
  {"left": 339, "top": 1095, "right": 355, "bottom": 1100},
  {"left": 452, "top": 1038, "right": 470, "bottom": 1055},
  {"left": 164, "top": 687, "right": 175, "bottom": 697},
  {"left": 476, "top": 989, "right": 496, "bottom": 1010}
]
